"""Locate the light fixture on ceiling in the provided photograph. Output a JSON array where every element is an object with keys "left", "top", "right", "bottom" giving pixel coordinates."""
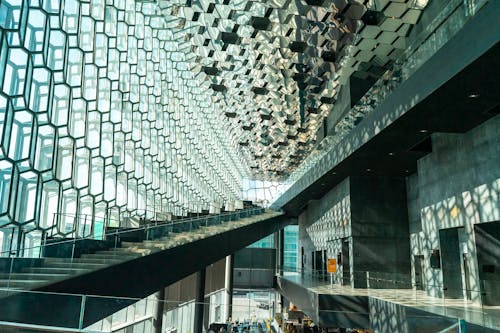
[
  {"left": 366, "top": 168, "right": 372, "bottom": 172},
  {"left": 468, "top": 92, "right": 480, "bottom": 99},
  {"left": 419, "top": 129, "right": 428, "bottom": 133},
  {"left": 388, "top": 152, "right": 395, "bottom": 156}
]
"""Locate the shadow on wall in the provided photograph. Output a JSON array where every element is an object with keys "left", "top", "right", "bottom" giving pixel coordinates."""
[
  {"left": 411, "top": 176, "right": 500, "bottom": 300},
  {"left": 474, "top": 221, "right": 500, "bottom": 306}
]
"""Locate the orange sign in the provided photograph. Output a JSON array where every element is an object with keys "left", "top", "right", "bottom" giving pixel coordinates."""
[{"left": 327, "top": 258, "right": 337, "bottom": 273}]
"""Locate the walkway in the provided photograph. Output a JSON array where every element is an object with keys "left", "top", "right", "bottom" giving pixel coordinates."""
[{"left": 281, "top": 272, "right": 500, "bottom": 331}]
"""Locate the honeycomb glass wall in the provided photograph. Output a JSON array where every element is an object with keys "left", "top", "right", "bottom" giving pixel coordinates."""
[{"left": 0, "top": 0, "right": 246, "bottom": 256}]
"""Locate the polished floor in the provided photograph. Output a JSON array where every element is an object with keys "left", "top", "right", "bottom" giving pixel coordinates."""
[{"left": 281, "top": 272, "right": 500, "bottom": 331}]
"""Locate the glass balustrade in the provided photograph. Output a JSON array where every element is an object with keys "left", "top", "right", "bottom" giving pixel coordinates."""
[
  {"left": 277, "top": 267, "right": 500, "bottom": 332},
  {"left": 0, "top": 287, "right": 480, "bottom": 333},
  {"left": 0, "top": 207, "right": 266, "bottom": 291}
]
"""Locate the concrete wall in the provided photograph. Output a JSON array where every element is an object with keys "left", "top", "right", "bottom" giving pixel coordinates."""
[
  {"left": 350, "top": 176, "right": 411, "bottom": 288},
  {"left": 298, "top": 175, "right": 411, "bottom": 287},
  {"left": 233, "top": 248, "right": 276, "bottom": 288},
  {"left": 408, "top": 115, "right": 500, "bottom": 302},
  {"left": 298, "top": 178, "right": 351, "bottom": 280},
  {"left": 475, "top": 221, "right": 500, "bottom": 305},
  {"left": 164, "top": 258, "right": 227, "bottom": 310}
]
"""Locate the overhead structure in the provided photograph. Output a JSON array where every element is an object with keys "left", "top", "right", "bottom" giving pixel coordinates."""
[
  {"left": 0, "top": 0, "right": 429, "bottom": 254},
  {"left": 154, "top": 0, "right": 429, "bottom": 179}
]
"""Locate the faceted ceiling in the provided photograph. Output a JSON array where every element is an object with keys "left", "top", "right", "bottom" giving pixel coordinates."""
[{"left": 155, "top": 0, "right": 428, "bottom": 180}]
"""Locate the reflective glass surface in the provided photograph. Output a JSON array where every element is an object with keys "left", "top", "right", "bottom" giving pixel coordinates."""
[{"left": 0, "top": 0, "right": 247, "bottom": 254}]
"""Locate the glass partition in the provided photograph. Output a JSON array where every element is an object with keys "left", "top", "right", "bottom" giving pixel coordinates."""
[
  {"left": 0, "top": 288, "right": 480, "bottom": 333},
  {"left": 0, "top": 207, "right": 267, "bottom": 292},
  {"left": 277, "top": 267, "right": 500, "bottom": 332}
]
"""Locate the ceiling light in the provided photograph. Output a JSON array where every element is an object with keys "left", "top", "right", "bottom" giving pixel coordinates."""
[
  {"left": 419, "top": 129, "right": 428, "bottom": 133},
  {"left": 388, "top": 152, "right": 395, "bottom": 156},
  {"left": 468, "top": 92, "right": 480, "bottom": 98},
  {"left": 366, "top": 168, "right": 371, "bottom": 172}
]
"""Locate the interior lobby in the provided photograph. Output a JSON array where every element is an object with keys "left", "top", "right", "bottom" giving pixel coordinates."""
[{"left": 0, "top": 0, "right": 499, "bottom": 332}]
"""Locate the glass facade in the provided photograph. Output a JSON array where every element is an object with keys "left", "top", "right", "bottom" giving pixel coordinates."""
[
  {"left": 0, "top": 0, "right": 434, "bottom": 256},
  {"left": 283, "top": 225, "right": 298, "bottom": 270},
  {"left": 247, "top": 225, "right": 297, "bottom": 270},
  {"left": 248, "top": 234, "right": 274, "bottom": 249},
  {"left": 0, "top": 0, "right": 247, "bottom": 256}
]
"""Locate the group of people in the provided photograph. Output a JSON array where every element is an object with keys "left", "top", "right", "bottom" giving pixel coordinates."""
[
  {"left": 208, "top": 321, "right": 266, "bottom": 333},
  {"left": 283, "top": 321, "right": 321, "bottom": 333}
]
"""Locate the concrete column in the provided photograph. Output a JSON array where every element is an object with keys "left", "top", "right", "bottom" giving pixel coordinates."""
[
  {"left": 153, "top": 288, "right": 165, "bottom": 333},
  {"left": 274, "top": 232, "right": 280, "bottom": 273},
  {"left": 194, "top": 268, "right": 206, "bottom": 333},
  {"left": 279, "top": 229, "right": 285, "bottom": 271},
  {"left": 224, "top": 255, "right": 234, "bottom": 321}
]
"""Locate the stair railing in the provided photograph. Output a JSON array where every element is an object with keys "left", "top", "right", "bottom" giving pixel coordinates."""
[{"left": 0, "top": 207, "right": 267, "bottom": 260}]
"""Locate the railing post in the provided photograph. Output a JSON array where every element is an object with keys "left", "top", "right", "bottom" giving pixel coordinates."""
[
  {"left": 78, "top": 295, "right": 87, "bottom": 329},
  {"left": 102, "top": 216, "right": 107, "bottom": 241},
  {"left": 90, "top": 214, "right": 95, "bottom": 239},
  {"left": 16, "top": 227, "right": 23, "bottom": 258},
  {"left": 82, "top": 214, "right": 88, "bottom": 238},
  {"left": 51, "top": 212, "right": 57, "bottom": 237},
  {"left": 459, "top": 319, "right": 467, "bottom": 333},
  {"left": 8, "top": 257, "right": 14, "bottom": 289},
  {"left": 8, "top": 227, "right": 15, "bottom": 258},
  {"left": 40, "top": 230, "right": 47, "bottom": 258},
  {"left": 74, "top": 214, "right": 80, "bottom": 239},
  {"left": 71, "top": 237, "right": 77, "bottom": 262}
]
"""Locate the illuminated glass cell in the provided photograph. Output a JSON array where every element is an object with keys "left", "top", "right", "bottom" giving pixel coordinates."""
[{"left": 0, "top": 0, "right": 251, "bottom": 256}]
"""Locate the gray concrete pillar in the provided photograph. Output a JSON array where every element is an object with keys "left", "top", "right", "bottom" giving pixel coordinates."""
[
  {"left": 224, "top": 255, "right": 234, "bottom": 321},
  {"left": 153, "top": 288, "right": 165, "bottom": 333},
  {"left": 279, "top": 229, "right": 285, "bottom": 271},
  {"left": 194, "top": 268, "right": 206, "bottom": 333},
  {"left": 274, "top": 232, "right": 281, "bottom": 273}
]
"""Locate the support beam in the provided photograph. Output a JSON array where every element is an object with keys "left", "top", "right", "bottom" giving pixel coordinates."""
[
  {"left": 224, "top": 255, "right": 234, "bottom": 321},
  {"left": 279, "top": 229, "right": 285, "bottom": 271},
  {"left": 154, "top": 289, "right": 165, "bottom": 333},
  {"left": 194, "top": 268, "right": 206, "bottom": 333},
  {"left": 274, "top": 232, "right": 280, "bottom": 272}
]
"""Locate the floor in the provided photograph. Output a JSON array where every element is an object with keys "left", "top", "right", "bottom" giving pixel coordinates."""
[{"left": 281, "top": 272, "right": 500, "bottom": 331}]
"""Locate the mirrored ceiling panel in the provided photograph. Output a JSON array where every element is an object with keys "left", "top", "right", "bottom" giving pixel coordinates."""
[{"left": 153, "top": 0, "right": 429, "bottom": 179}]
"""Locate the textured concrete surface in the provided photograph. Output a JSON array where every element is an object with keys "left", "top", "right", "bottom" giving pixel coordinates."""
[
  {"left": 408, "top": 115, "right": 500, "bottom": 302},
  {"left": 298, "top": 175, "right": 412, "bottom": 288}
]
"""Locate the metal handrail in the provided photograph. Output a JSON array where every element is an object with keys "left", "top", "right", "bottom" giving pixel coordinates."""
[
  {"left": 277, "top": 267, "right": 498, "bottom": 296},
  {"left": 0, "top": 207, "right": 265, "bottom": 257},
  {"left": 436, "top": 319, "right": 467, "bottom": 333},
  {"left": 49, "top": 202, "right": 223, "bottom": 238}
]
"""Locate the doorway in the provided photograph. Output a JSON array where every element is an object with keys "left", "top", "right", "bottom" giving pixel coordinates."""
[
  {"left": 314, "top": 250, "right": 324, "bottom": 280},
  {"left": 341, "top": 238, "right": 350, "bottom": 285},
  {"left": 323, "top": 249, "right": 328, "bottom": 281},
  {"left": 439, "top": 227, "right": 465, "bottom": 299},
  {"left": 414, "top": 255, "right": 425, "bottom": 291},
  {"left": 474, "top": 221, "right": 500, "bottom": 305},
  {"left": 462, "top": 252, "right": 471, "bottom": 300},
  {"left": 301, "top": 247, "right": 304, "bottom": 273}
]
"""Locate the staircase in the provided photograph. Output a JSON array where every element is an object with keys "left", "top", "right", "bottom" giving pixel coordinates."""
[
  {"left": 0, "top": 208, "right": 290, "bottom": 328},
  {"left": 0, "top": 208, "right": 281, "bottom": 291}
]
